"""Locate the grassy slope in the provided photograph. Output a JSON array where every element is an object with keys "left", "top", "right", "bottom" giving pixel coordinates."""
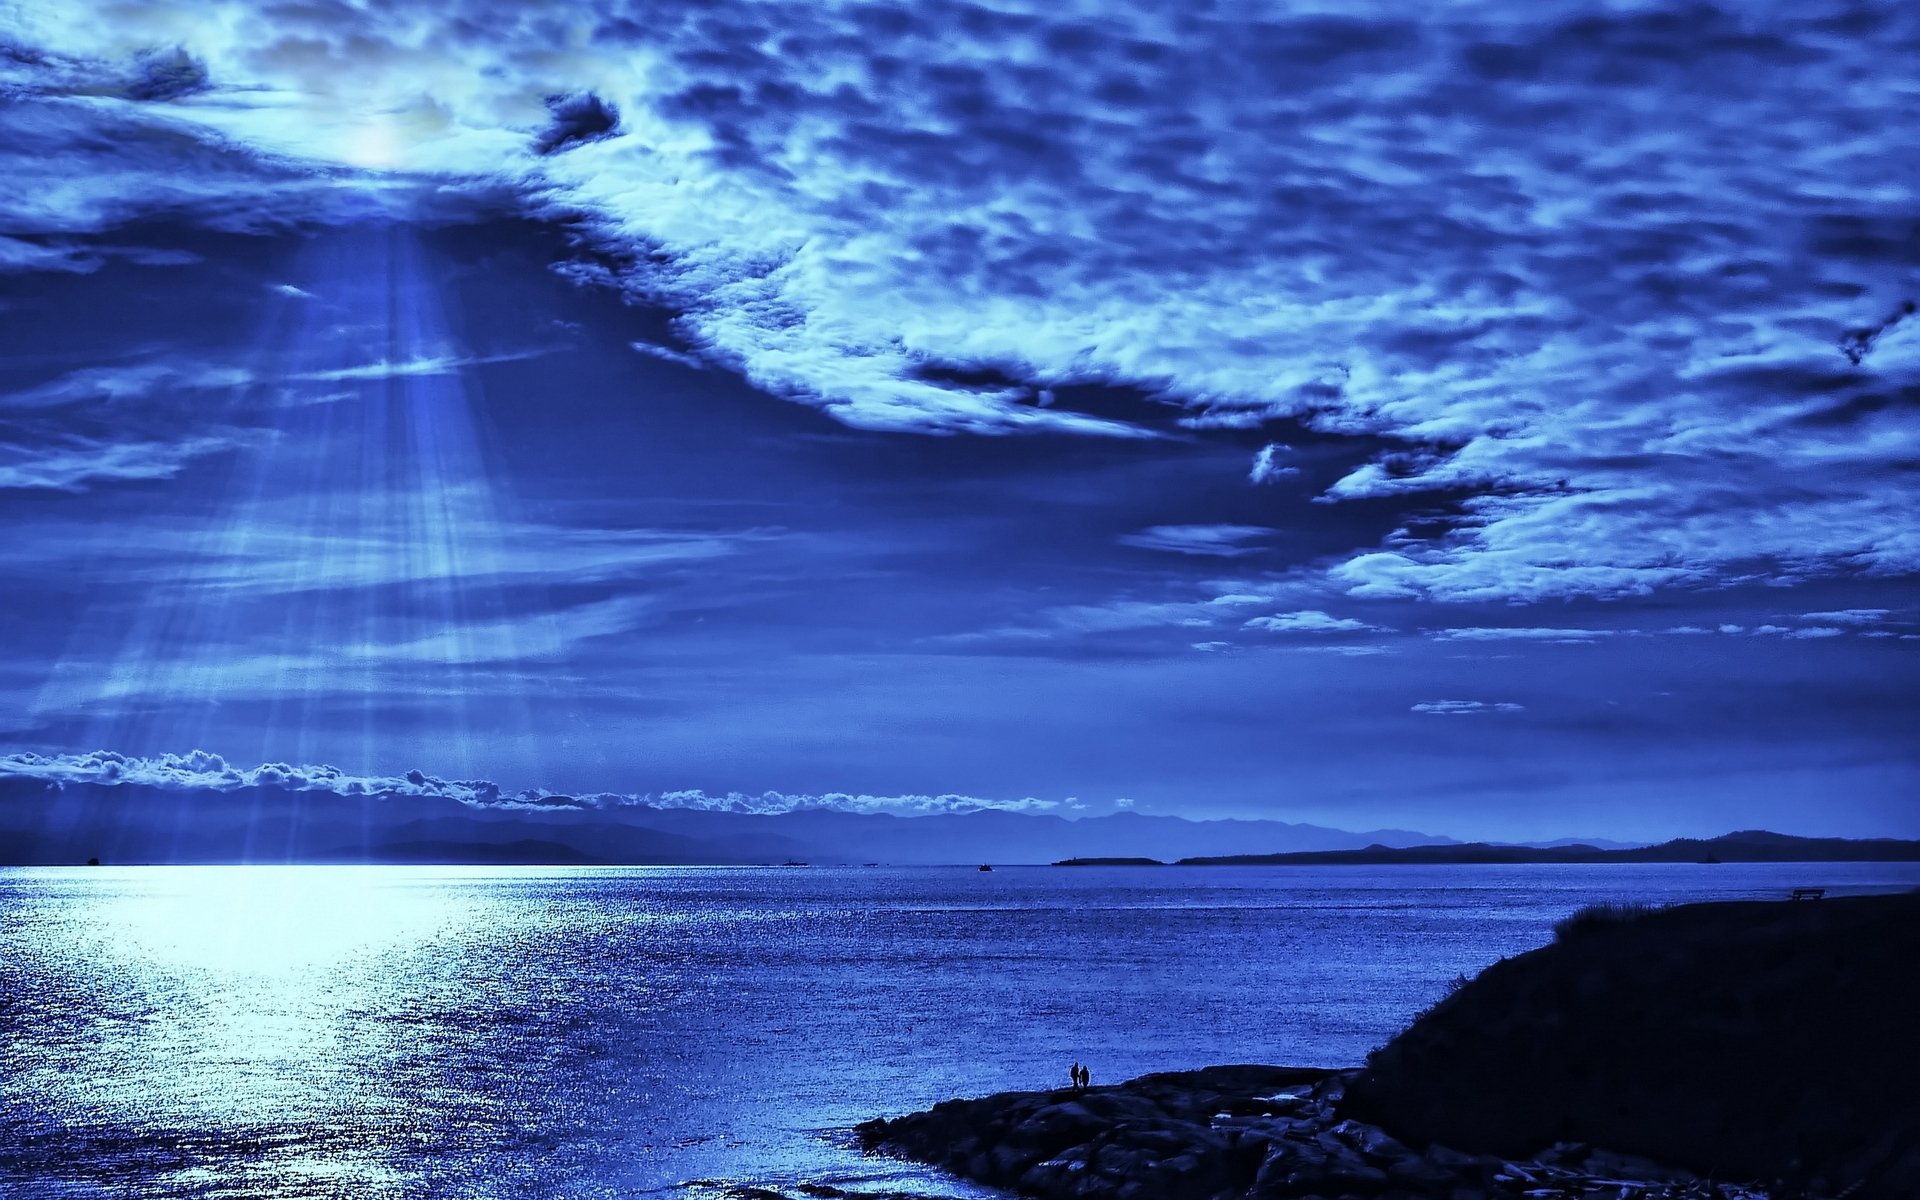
[{"left": 1341, "top": 891, "right": 1920, "bottom": 1198}]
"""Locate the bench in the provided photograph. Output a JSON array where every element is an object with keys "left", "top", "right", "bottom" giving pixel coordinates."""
[{"left": 1788, "top": 887, "right": 1826, "bottom": 901}]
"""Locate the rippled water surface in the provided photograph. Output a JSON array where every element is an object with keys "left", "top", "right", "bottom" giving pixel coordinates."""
[{"left": 4, "top": 862, "right": 1916, "bottom": 1197}]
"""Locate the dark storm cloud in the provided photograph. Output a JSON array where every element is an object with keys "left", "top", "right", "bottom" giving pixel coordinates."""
[
  {"left": 3, "top": 0, "right": 1916, "bottom": 602},
  {"left": 534, "top": 92, "right": 620, "bottom": 155}
]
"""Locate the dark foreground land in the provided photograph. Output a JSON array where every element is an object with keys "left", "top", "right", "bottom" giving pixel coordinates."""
[{"left": 860, "top": 891, "right": 1920, "bottom": 1200}]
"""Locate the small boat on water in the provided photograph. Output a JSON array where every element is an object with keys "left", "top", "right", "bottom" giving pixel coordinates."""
[{"left": 978, "top": 864, "right": 993, "bottom": 872}]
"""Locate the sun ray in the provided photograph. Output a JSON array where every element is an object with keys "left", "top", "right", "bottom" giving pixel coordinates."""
[{"left": 29, "top": 225, "right": 553, "bottom": 858}]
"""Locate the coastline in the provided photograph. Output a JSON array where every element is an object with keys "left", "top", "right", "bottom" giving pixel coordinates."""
[
  {"left": 861, "top": 892, "right": 1919, "bottom": 1200},
  {"left": 858, "top": 1065, "right": 1755, "bottom": 1200}
]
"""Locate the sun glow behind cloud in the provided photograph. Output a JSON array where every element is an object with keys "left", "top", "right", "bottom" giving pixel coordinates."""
[{"left": 6, "top": 0, "right": 1917, "bottom": 603}]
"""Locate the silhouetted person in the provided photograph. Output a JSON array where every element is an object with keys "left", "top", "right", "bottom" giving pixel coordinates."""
[
  {"left": 1077, "top": 1064, "right": 1090, "bottom": 1090},
  {"left": 1068, "top": 1061, "right": 1081, "bottom": 1092}
]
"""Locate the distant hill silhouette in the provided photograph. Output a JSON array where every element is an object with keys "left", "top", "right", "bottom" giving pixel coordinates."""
[
  {"left": 5, "top": 771, "right": 1904, "bottom": 867},
  {"left": 1181, "top": 829, "right": 1920, "bottom": 865},
  {"left": 313, "top": 839, "right": 601, "bottom": 865},
  {"left": 0, "top": 774, "right": 1454, "bottom": 866}
]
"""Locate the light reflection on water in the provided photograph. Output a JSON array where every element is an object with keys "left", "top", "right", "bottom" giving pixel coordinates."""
[{"left": 4, "top": 862, "right": 1917, "bottom": 1198}]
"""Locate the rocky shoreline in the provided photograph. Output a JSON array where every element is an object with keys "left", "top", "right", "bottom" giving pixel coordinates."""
[
  {"left": 856, "top": 892, "right": 1917, "bottom": 1200},
  {"left": 857, "top": 1064, "right": 1768, "bottom": 1200}
]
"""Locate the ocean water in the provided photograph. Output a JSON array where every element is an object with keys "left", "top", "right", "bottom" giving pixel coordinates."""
[{"left": 3, "top": 862, "right": 1916, "bottom": 1198}]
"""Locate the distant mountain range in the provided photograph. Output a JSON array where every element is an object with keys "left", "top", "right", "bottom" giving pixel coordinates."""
[
  {"left": 0, "top": 774, "right": 1456, "bottom": 865},
  {"left": 1, "top": 774, "right": 1906, "bottom": 866},
  {"left": 1177, "top": 830, "right": 1920, "bottom": 865}
]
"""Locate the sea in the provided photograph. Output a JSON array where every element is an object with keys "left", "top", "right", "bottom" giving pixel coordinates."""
[{"left": 3, "top": 862, "right": 1916, "bottom": 1199}]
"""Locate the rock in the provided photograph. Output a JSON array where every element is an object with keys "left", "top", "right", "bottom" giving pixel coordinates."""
[
  {"left": 1384, "top": 1156, "right": 1456, "bottom": 1190},
  {"left": 988, "top": 1141, "right": 1039, "bottom": 1184},
  {"left": 1582, "top": 1147, "right": 1696, "bottom": 1183},
  {"left": 1331, "top": 1121, "right": 1413, "bottom": 1163},
  {"left": 1008, "top": 1102, "right": 1108, "bottom": 1150},
  {"left": 861, "top": 1062, "right": 1756, "bottom": 1200}
]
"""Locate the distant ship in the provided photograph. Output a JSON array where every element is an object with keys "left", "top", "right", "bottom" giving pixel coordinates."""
[{"left": 978, "top": 864, "right": 993, "bottom": 872}]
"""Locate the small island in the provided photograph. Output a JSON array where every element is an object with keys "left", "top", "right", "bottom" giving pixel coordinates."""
[
  {"left": 1052, "top": 856, "right": 1167, "bottom": 867},
  {"left": 862, "top": 890, "right": 1920, "bottom": 1199}
]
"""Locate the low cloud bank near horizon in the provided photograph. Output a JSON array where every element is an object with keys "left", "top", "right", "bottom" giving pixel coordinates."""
[{"left": 0, "top": 749, "right": 1079, "bottom": 817}]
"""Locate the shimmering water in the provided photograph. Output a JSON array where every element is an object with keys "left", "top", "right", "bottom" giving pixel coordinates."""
[{"left": 4, "top": 862, "right": 1917, "bottom": 1198}]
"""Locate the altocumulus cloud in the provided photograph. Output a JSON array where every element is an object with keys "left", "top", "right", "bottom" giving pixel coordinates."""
[
  {"left": 3, "top": 2, "right": 1919, "bottom": 601},
  {"left": 1243, "top": 610, "right": 1387, "bottom": 635}
]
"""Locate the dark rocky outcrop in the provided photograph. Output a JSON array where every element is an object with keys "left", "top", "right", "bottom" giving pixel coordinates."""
[
  {"left": 859, "top": 1065, "right": 1759, "bottom": 1200},
  {"left": 861, "top": 894, "right": 1920, "bottom": 1200},
  {"left": 1343, "top": 891, "right": 1920, "bottom": 1200}
]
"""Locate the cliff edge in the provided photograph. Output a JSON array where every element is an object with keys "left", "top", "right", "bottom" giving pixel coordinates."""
[{"left": 1342, "top": 891, "right": 1920, "bottom": 1198}]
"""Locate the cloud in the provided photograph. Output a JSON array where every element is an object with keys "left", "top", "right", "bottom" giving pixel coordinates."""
[
  {"left": 289, "top": 350, "right": 552, "bottom": 382},
  {"left": 630, "top": 341, "right": 708, "bottom": 370},
  {"left": 1430, "top": 627, "right": 1614, "bottom": 644},
  {"left": 0, "top": 235, "right": 200, "bottom": 275},
  {"left": 1800, "top": 609, "right": 1893, "bottom": 626},
  {"left": 1249, "top": 443, "right": 1300, "bottom": 484},
  {"left": 0, "top": 749, "right": 1068, "bottom": 815},
  {"left": 124, "top": 47, "right": 211, "bottom": 102},
  {"left": 954, "top": 582, "right": 1289, "bottom": 643},
  {"left": 2, "top": 361, "right": 257, "bottom": 410},
  {"left": 1839, "top": 300, "right": 1916, "bottom": 366},
  {"left": 3, "top": 2, "right": 1918, "bottom": 599},
  {"left": 342, "top": 595, "right": 653, "bottom": 666},
  {"left": 25, "top": 591, "right": 664, "bottom": 718},
  {"left": 1752, "top": 624, "right": 1848, "bottom": 639},
  {"left": 1412, "top": 700, "right": 1525, "bottom": 715},
  {"left": 1119, "top": 524, "right": 1271, "bottom": 558},
  {"left": 0, "top": 429, "right": 264, "bottom": 491},
  {"left": 0, "top": 748, "right": 514, "bottom": 804},
  {"left": 650, "top": 788, "right": 1061, "bottom": 816},
  {"left": 1243, "top": 609, "right": 1386, "bottom": 634},
  {"left": 82, "top": 509, "right": 771, "bottom": 597},
  {"left": 1286, "top": 644, "right": 1392, "bottom": 657},
  {"left": 2, "top": 347, "right": 553, "bottom": 418},
  {"left": 535, "top": 92, "right": 621, "bottom": 155}
]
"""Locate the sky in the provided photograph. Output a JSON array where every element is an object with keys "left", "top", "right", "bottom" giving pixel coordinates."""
[{"left": 0, "top": 0, "right": 1915, "bottom": 841}]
